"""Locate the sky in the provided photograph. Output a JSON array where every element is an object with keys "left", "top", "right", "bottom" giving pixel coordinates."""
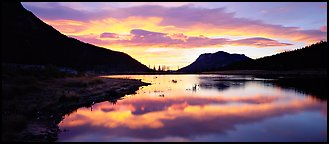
[{"left": 21, "top": 2, "right": 327, "bottom": 70}]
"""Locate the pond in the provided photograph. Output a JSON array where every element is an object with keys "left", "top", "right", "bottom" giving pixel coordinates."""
[{"left": 58, "top": 74, "right": 327, "bottom": 142}]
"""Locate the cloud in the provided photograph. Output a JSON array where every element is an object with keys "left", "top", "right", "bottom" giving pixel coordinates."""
[
  {"left": 44, "top": 20, "right": 88, "bottom": 34},
  {"left": 70, "top": 29, "right": 291, "bottom": 48},
  {"left": 131, "top": 5, "right": 325, "bottom": 43},
  {"left": 100, "top": 32, "right": 120, "bottom": 38},
  {"left": 320, "top": 26, "right": 327, "bottom": 32},
  {"left": 59, "top": 95, "right": 326, "bottom": 141},
  {"left": 230, "top": 37, "right": 292, "bottom": 47},
  {"left": 126, "top": 29, "right": 228, "bottom": 48},
  {"left": 22, "top": 2, "right": 94, "bottom": 21},
  {"left": 23, "top": 3, "right": 325, "bottom": 47},
  {"left": 131, "top": 29, "right": 165, "bottom": 37},
  {"left": 95, "top": 29, "right": 291, "bottom": 48}
]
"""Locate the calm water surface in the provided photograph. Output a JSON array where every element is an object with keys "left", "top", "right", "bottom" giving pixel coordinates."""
[{"left": 58, "top": 75, "right": 327, "bottom": 142}]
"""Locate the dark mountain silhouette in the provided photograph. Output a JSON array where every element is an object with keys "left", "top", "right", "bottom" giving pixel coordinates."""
[
  {"left": 1, "top": 2, "right": 150, "bottom": 73},
  {"left": 223, "top": 41, "right": 327, "bottom": 70},
  {"left": 178, "top": 51, "right": 251, "bottom": 72}
]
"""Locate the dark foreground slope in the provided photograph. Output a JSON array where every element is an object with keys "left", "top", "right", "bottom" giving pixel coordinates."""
[
  {"left": 2, "top": 64, "right": 150, "bottom": 142},
  {"left": 224, "top": 41, "right": 327, "bottom": 70},
  {"left": 1, "top": 2, "right": 150, "bottom": 73},
  {"left": 178, "top": 51, "right": 251, "bottom": 72}
]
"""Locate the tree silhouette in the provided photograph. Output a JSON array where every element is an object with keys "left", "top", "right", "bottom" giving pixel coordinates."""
[
  {"left": 224, "top": 41, "right": 327, "bottom": 70},
  {"left": 162, "top": 65, "right": 166, "bottom": 71}
]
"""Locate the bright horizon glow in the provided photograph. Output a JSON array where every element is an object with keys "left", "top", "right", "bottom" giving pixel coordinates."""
[{"left": 21, "top": 2, "right": 327, "bottom": 70}]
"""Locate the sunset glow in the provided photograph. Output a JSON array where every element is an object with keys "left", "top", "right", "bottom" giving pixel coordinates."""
[
  {"left": 21, "top": 2, "right": 327, "bottom": 69},
  {"left": 58, "top": 75, "right": 327, "bottom": 142}
]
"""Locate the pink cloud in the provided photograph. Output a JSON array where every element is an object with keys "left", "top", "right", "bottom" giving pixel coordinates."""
[
  {"left": 131, "top": 29, "right": 166, "bottom": 36},
  {"left": 101, "top": 29, "right": 226, "bottom": 48},
  {"left": 24, "top": 4, "right": 326, "bottom": 44},
  {"left": 119, "top": 5, "right": 326, "bottom": 43},
  {"left": 100, "top": 32, "right": 120, "bottom": 38},
  {"left": 231, "top": 37, "right": 292, "bottom": 47},
  {"left": 320, "top": 26, "right": 327, "bottom": 32},
  {"left": 93, "top": 29, "right": 291, "bottom": 48}
]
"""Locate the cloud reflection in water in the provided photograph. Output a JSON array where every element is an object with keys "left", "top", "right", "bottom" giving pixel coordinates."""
[{"left": 58, "top": 75, "right": 327, "bottom": 142}]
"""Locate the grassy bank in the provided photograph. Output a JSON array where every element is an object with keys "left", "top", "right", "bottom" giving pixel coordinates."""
[{"left": 2, "top": 64, "right": 150, "bottom": 142}]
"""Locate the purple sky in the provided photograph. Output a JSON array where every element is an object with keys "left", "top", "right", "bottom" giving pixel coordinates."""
[{"left": 21, "top": 2, "right": 327, "bottom": 69}]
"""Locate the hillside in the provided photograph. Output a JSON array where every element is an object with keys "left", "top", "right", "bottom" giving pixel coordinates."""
[
  {"left": 223, "top": 41, "right": 327, "bottom": 70},
  {"left": 1, "top": 2, "right": 150, "bottom": 73},
  {"left": 178, "top": 51, "right": 251, "bottom": 72}
]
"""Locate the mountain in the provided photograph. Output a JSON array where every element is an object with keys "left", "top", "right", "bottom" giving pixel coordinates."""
[
  {"left": 178, "top": 51, "right": 251, "bottom": 72},
  {"left": 223, "top": 41, "right": 327, "bottom": 70},
  {"left": 1, "top": 2, "right": 150, "bottom": 73}
]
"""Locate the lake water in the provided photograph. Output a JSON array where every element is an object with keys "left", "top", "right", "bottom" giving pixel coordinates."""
[{"left": 58, "top": 74, "right": 327, "bottom": 142}]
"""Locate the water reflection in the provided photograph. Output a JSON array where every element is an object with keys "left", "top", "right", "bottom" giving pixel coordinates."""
[{"left": 58, "top": 75, "right": 327, "bottom": 142}]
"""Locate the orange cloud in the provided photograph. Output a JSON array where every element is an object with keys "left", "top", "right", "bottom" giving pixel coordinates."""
[
  {"left": 60, "top": 95, "right": 325, "bottom": 132},
  {"left": 44, "top": 20, "right": 88, "bottom": 34},
  {"left": 72, "top": 29, "right": 291, "bottom": 48},
  {"left": 26, "top": 3, "right": 326, "bottom": 45},
  {"left": 23, "top": 3, "right": 326, "bottom": 68}
]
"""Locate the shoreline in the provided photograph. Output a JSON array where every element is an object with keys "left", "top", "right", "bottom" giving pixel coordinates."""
[
  {"left": 95, "top": 70, "right": 327, "bottom": 80},
  {"left": 2, "top": 68, "right": 326, "bottom": 142},
  {"left": 2, "top": 75, "right": 150, "bottom": 142},
  {"left": 97, "top": 69, "right": 327, "bottom": 76}
]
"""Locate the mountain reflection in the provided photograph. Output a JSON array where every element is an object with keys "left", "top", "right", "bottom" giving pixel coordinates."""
[{"left": 58, "top": 75, "right": 327, "bottom": 142}]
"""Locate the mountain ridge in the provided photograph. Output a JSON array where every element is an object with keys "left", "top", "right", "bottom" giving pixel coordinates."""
[
  {"left": 2, "top": 2, "right": 150, "bottom": 73},
  {"left": 178, "top": 51, "right": 252, "bottom": 72},
  {"left": 222, "top": 41, "right": 327, "bottom": 70}
]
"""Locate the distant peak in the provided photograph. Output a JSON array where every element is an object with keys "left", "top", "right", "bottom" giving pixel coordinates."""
[
  {"left": 200, "top": 51, "right": 228, "bottom": 56},
  {"left": 179, "top": 50, "right": 251, "bottom": 72},
  {"left": 214, "top": 51, "right": 229, "bottom": 54},
  {"left": 200, "top": 53, "right": 211, "bottom": 56}
]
